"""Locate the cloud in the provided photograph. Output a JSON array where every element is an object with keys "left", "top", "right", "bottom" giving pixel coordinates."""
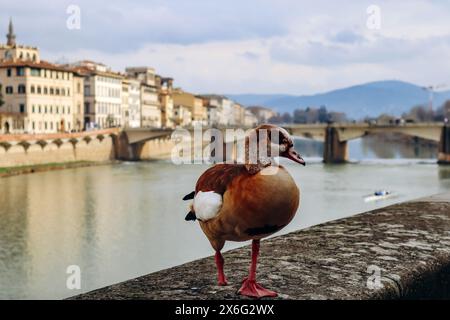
[
  {"left": 269, "top": 32, "right": 450, "bottom": 66},
  {"left": 3, "top": 0, "right": 450, "bottom": 94}
]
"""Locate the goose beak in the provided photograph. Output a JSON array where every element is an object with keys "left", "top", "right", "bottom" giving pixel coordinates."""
[{"left": 283, "top": 148, "right": 305, "bottom": 166}]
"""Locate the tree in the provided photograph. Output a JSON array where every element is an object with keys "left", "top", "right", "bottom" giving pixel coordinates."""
[
  {"left": 402, "top": 105, "right": 433, "bottom": 122},
  {"left": 293, "top": 109, "right": 308, "bottom": 124},
  {"left": 281, "top": 112, "right": 292, "bottom": 123},
  {"left": 318, "top": 105, "right": 329, "bottom": 123},
  {"left": 268, "top": 114, "right": 282, "bottom": 124}
]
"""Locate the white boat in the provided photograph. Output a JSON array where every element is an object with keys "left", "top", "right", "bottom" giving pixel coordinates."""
[{"left": 364, "top": 190, "right": 394, "bottom": 202}]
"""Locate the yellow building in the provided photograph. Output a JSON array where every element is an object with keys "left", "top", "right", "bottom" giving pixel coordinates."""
[
  {"left": 156, "top": 75, "right": 175, "bottom": 129},
  {"left": 172, "top": 89, "right": 206, "bottom": 126},
  {"left": 233, "top": 102, "right": 245, "bottom": 126},
  {"left": 0, "top": 20, "right": 84, "bottom": 134},
  {"left": 0, "top": 60, "right": 85, "bottom": 133}
]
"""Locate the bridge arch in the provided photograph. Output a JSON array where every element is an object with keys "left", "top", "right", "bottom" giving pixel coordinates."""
[{"left": 285, "top": 123, "right": 448, "bottom": 164}]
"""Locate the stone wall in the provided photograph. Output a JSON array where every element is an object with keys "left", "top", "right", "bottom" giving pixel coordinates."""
[
  {"left": 71, "top": 193, "right": 450, "bottom": 300},
  {"left": 138, "top": 136, "right": 175, "bottom": 160},
  {"left": 0, "top": 129, "right": 118, "bottom": 167}
]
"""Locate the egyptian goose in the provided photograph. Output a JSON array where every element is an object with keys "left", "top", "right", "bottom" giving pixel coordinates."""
[{"left": 183, "top": 124, "right": 305, "bottom": 298}]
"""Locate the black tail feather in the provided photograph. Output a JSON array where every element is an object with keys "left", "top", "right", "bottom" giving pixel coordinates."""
[
  {"left": 183, "top": 191, "right": 195, "bottom": 200},
  {"left": 185, "top": 211, "right": 196, "bottom": 221}
]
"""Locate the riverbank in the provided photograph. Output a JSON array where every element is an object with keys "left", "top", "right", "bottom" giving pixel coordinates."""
[
  {"left": 0, "top": 160, "right": 119, "bottom": 178},
  {"left": 70, "top": 192, "right": 450, "bottom": 300}
]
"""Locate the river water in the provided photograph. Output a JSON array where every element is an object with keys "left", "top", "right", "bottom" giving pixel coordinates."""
[{"left": 0, "top": 136, "right": 449, "bottom": 299}]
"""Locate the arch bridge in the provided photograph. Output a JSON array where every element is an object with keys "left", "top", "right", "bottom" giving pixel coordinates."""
[{"left": 284, "top": 122, "right": 450, "bottom": 164}]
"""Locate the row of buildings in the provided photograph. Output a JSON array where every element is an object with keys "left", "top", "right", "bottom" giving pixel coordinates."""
[{"left": 0, "top": 20, "right": 275, "bottom": 134}]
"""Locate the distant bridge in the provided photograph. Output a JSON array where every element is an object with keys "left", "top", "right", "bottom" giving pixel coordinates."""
[
  {"left": 121, "top": 124, "right": 450, "bottom": 164},
  {"left": 284, "top": 122, "right": 450, "bottom": 163},
  {"left": 120, "top": 127, "right": 247, "bottom": 161}
]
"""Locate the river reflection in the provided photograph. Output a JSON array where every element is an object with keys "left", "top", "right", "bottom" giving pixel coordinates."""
[{"left": 0, "top": 136, "right": 449, "bottom": 299}]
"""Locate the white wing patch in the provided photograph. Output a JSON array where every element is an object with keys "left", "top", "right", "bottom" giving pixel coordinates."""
[{"left": 193, "top": 191, "right": 222, "bottom": 221}]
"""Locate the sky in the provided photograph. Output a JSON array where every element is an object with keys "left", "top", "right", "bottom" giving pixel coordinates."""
[{"left": 1, "top": 0, "right": 450, "bottom": 95}]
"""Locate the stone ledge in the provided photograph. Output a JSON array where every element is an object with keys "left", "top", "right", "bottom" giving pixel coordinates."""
[{"left": 70, "top": 193, "right": 450, "bottom": 300}]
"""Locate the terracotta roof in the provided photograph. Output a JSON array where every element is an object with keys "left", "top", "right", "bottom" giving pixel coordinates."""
[
  {"left": 0, "top": 59, "right": 74, "bottom": 72},
  {"left": 73, "top": 67, "right": 124, "bottom": 79},
  {"left": 72, "top": 66, "right": 123, "bottom": 79}
]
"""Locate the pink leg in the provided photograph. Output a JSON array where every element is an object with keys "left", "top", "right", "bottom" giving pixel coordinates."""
[
  {"left": 215, "top": 251, "right": 228, "bottom": 286},
  {"left": 238, "top": 239, "right": 277, "bottom": 298}
]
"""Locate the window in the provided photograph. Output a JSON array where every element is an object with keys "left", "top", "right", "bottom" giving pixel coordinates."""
[
  {"left": 18, "top": 84, "right": 26, "bottom": 94},
  {"left": 37, "top": 86, "right": 41, "bottom": 94},
  {"left": 38, "top": 105, "right": 41, "bottom": 113},
  {"left": 61, "top": 88, "right": 65, "bottom": 96},
  {"left": 5, "top": 86, "right": 13, "bottom": 94},
  {"left": 16, "top": 67, "right": 25, "bottom": 76},
  {"left": 32, "top": 105, "right": 35, "bottom": 113},
  {"left": 32, "top": 122, "right": 35, "bottom": 130},
  {"left": 31, "top": 85, "right": 35, "bottom": 94},
  {"left": 45, "top": 122, "right": 47, "bottom": 130},
  {"left": 30, "top": 68, "right": 40, "bottom": 76},
  {"left": 44, "top": 87, "right": 48, "bottom": 94},
  {"left": 50, "top": 122, "right": 53, "bottom": 130},
  {"left": 55, "top": 88, "right": 60, "bottom": 95},
  {"left": 77, "top": 83, "right": 81, "bottom": 93},
  {"left": 7, "top": 68, "right": 11, "bottom": 77},
  {"left": 68, "top": 107, "right": 70, "bottom": 114},
  {"left": 50, "top": 106, "right": 52, "bottom": 113},
  {"left": 45, "top": 106, "right": 47, "bottom": 114},
  {"left": 19, "top": 104, "right": 25, "bottom": 113},
  {"left": 50, "top": 87, "right": 54, "bottom": 95}
]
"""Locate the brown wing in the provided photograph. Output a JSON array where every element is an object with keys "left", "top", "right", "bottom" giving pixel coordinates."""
[{"left": 195, "top": 164, "right": 248, "bottom": 195}]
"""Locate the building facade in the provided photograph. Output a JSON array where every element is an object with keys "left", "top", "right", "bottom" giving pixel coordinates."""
[
  {"left": 74, "top": 61, "right": 123, "bottom": 129},
  {"left": 173, "top": 89, "right": 207, "bottom": 127},
  {"left": 127, "top": 78, "right": 141, "bottom": 128},
  {"left": 156, "top": 75, "right": 175, "bottom": 129},
  {"left": 0, "top": 21, "right": 84, "bottom": 134},
  {"left": 244, "top": 109, "right": 258, "bottom": 127},
  {"left": 121, "top": 79, "right": 130, "bottom": 128},
  {"left": 202, "top": 95, "right": 234, "bottom": 126},
  {"left": 126, "top": 67, "right": 161, "bottom": 128}
]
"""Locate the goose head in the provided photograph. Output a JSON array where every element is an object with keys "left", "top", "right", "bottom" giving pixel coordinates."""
[{"left": 245, "top": 124, "right": 305, "bottom": 169}]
